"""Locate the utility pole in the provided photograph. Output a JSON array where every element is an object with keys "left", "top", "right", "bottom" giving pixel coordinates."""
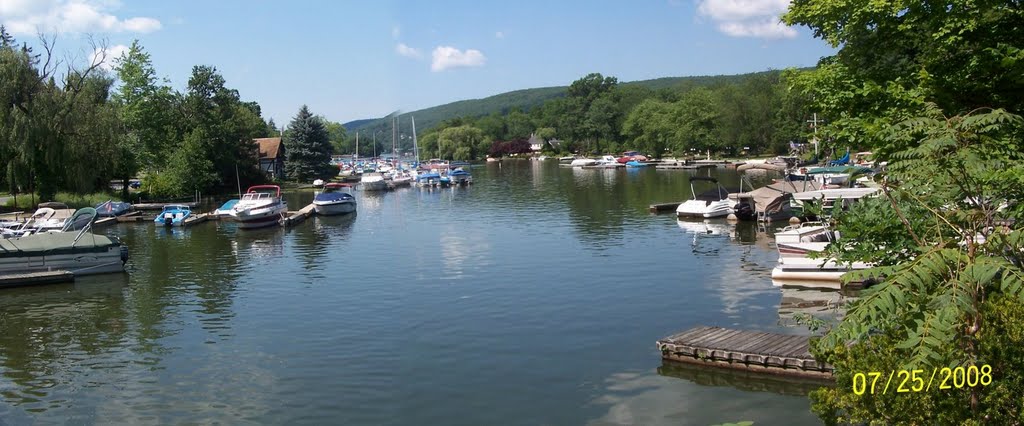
[{"left": 806, "top": 113, "right": 821, "bottom": 157}]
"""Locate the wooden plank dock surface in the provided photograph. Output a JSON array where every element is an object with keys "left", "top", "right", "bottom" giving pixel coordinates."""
[
  {"left": 649, "top": 202, "right": 683, "bottom": 213},
  {"left": 0, "top": 270, "right": 74, "bottom": 289},
  {"left": 657, "top": 326, "right": 832, "bottom": 379},
  {"left": 131, "top": 202, "right": 198, "bottom": 211},
  {"left": 280, "top": 203, "right": 316, "bottom": 227}
]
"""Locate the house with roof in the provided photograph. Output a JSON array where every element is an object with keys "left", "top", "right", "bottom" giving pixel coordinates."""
[
  {"left": 254, "top": 137, "right": 286, "bottom": 180},
  {"left": 528, "top": 133, "right": 545, "bottom": 152}
]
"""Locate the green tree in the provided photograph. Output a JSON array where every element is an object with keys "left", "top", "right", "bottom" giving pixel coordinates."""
[
  {"left": 437, "top": 125, "right": 485, "bottom": 160},
  {"left": 323, "top": 119, "right": 347, "bottom": 154},
  {"left": 284, "top": 105, "right": 333, "bottom": 182},
  {"left": 111, "top": 40, "right": 176, "bottom": 199}
]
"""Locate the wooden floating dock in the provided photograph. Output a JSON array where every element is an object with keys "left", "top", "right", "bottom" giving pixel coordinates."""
[
  {"left": 655, "top": 164, "right": 715, "bottom": 170},
  {"left": 182, "top": 212, "right": 211, "bottom": 227},
  {"left": 0, "top": 270, "right": 75, "bottom": 289},
  {"left": 657, "top": 326, "right": 832, "bottom": 379},
  {"left": 131, "top": 202, "right": 199, "bottom": 211},
  {"left": 94, "top": 211, "right": 141, "bottom": 227},
  {"left": 280, "top": 203, "right": 316, "bottom": 227},
  {"left": 116, "top": 213, "right": 150, "bottom": 222},
  {"left": 649, "top": 202, "right": 683, "bottom": 213}
]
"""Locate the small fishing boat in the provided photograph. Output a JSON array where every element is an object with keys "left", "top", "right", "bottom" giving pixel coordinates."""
[
  {"left": 95, "top": 200, "right": 131, "bottom": 217},
  {"left": 449, "top": 168, "right": 472, "bottom": 185},
  {"left": 229, "top": 185, "right": 288, "bottom": 229},
  {"left": 154, "top": 204, "right": 191, "bottom": 227},
  {"left": 676, "top": 177, "right": 734, "bottom": 218},
  {"left": 361, "top": 172, "right": 388, "bottom": 191},
  {"left": 0, "top": 207, "right": 128, "bottom": 276},
  {"left": 625, "top": 160, "right": 649, "bottom": 167},
  {"left": 313, "top": 183, "right": 357, "bottom": 215}
]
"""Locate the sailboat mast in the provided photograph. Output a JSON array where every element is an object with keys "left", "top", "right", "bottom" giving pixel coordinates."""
[
  {"left": 355, "top": 131, "right": 359, "bottom": 161},
  {"left": 411, "top": 116, "right": 418, "bottom": 162}
]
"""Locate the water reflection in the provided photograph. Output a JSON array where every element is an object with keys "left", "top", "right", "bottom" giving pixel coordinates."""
[
  {"left": 778, "top": 286, "right": 854, "bottom": 326},
  {"left": 587, "top": 368, "right": 822, "bottom": 426}
]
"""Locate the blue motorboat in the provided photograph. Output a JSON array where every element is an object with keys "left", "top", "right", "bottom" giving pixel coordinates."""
[
  {"left": 448, "top": 168, "right": 472, "bottom": 185},
  {"left": 625, "top": 160, "right": 650, "bottom": 167},
  {"left": 416, "top": 171, "right": 442, "bottom": 187},
  {"left": 154, "top": 204, "right": 191, "bottom": 227},
  {"left": 95, "top": 200, "right": 131, "bottom": 217}
]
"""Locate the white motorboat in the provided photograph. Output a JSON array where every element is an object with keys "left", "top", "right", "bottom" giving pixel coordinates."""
[
  {"left": 790, "top": 187, "right": 880, "bottom": 217},
  {"left": 229, "top": 185, "right": 288, "bottom": 229},
  {"left": 570, "top": 158, "right": 599, "bottom": 167},
  {"left": 360, "top": 172, "right": 388, "bottom": 191},
  {"left": 676, "top": 176, "right": 734, "bottom": 218},
  {"left": 771, "top": 222, "right": 871, "bottom": 283},
  {"left": 313, "top": 183, "right": 357, "bottom": 215},
  {"left": 0, "top": 207, "right": 128, "bottom": 276}
]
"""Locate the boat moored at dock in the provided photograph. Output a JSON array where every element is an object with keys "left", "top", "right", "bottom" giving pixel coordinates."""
[
  {"left": 313, "top": 183, "right": 357, "bottom": 215},
  {"left": 676, "top": 177, "right": 734, "bottom": 218},
  {"left": 154, "top": 204, "right": 192, "bottom": 227},
  {"left": 0, "top": 207, "right": 128, "bottom": 276},
  {"left": 228, "top": 185, "right": 288, "bottom": 229}
]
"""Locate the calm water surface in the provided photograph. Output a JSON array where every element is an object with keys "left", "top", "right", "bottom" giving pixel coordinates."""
[{"left": 0, "top": 161, "right": 847, "bottom": 425}]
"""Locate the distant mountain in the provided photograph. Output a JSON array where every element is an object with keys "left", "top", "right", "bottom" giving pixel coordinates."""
[{"left": 343, "top": 70, "right": 796, "bottom": 135}]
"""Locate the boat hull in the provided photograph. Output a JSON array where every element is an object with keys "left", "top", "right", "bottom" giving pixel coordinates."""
[
  {"left": 313, "top": 201, "right": 356, "bottom": 215},
  {"left": 675, "top": 200, "right": 733, "bottom": 218},
  {"left": 361, "top": 180, "right": 388, "bottom": 191},
  {"left": 233, "top": 205, "right": 287, "bottom": 229},
  {"left": 0, "top": 241, "right": 126, "bottom": 276}
]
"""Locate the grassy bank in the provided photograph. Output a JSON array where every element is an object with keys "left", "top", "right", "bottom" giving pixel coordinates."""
[{"left": 2, "top": 192, "right": 120, "bottom": 210}]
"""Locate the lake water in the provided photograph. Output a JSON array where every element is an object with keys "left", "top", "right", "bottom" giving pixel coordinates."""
[{"left": 0, "top": 160, "right": 847, "bottom": 425}]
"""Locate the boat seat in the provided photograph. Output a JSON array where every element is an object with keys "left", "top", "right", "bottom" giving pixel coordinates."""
[
  {"left": 164, "top": 213, "right": 174, "bottom": 219},
  {"left": 175, "top": 213, "right": 184, "bottom": 219}
]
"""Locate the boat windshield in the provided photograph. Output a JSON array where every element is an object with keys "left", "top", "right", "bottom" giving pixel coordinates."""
[{"left": 242, "top": 192, "right": 275, "bottom": 200}]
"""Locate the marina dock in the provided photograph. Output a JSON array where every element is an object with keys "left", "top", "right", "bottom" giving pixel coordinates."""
[
  {"left": 0, "top": 270, "right": 75, "bottom": 288},
  {"left": 656, "top": 164, "right": 715, "bottom": 170},
  {"left": 657, "top": 326, "right": 832, "bottom": 379},
  {"left": 280, "top": 203, "right": 316, "bottom": 227},
  {"left": 94, "top": 211, "right": 141, "bottom": 227},
  {"left": 182, "top": 213, "right": 211, "bottom": 227},
  {"left": 649, "top": 202, "right": 682, "bottom": 213},
  {"left": 131, "top": 202, "right": 199, "bottom": 211}
]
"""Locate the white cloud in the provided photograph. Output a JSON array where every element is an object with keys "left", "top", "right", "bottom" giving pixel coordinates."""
[
  {"left": 89, "top": 43, "right": 128, "bottom": 71},
  {"left": 696, "top": 0, "right": 796, "bottom": 39},
  {"left": 718, "top": 17, "right": 797, "bottom": 38},
  {"left": 495, "top": 31, "right": 504, "bottom": 39},
  {"left": 430, "top": 45, "right": 486, "bottom": 72},
  {"left": 395, "top": 42, "right": 421, "bottom": 59},
  {"left": 0, "top": 0, "right": 162, "bottom": 35}
]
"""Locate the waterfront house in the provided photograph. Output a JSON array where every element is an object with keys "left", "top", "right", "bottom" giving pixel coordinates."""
[
  {"left": 528, "top": 133, "right": 545, "bottom": 152},
  {"left": 254, "top": 137, "right": 286, "bottom": 180}
]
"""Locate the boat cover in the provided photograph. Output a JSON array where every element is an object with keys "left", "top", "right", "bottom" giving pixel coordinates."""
[
  {"left": 0, "top": 231, "right": 118, "bottom": 256},
  {"left": 730, "top": 180, "right": 825, "bottom": 213}
]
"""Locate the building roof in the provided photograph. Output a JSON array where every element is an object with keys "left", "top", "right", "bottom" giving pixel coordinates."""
[{"left": 254, "top": 137, "right": 283, "bottom": 159}]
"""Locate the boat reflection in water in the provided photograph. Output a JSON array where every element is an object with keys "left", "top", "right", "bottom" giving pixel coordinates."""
[{"left": 775, "top": 281, "right": 856, "bottom": 326}]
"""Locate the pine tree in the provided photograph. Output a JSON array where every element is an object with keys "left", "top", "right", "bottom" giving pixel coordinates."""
[{"left": 283, "top": 105, "right": 332, "bottom": 182}]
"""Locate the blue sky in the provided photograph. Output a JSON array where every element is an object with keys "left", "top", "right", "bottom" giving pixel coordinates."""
[{"left": 1, "top": 0, "right": 834, "bottom": 126}]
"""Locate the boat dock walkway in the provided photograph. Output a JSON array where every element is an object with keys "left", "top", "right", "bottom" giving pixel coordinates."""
[
  {"left": 131, "top": 202, "right": 199, "bottom": 211},
  {"left": 94, "top": 211, "right": 141, "bottom": 227},
  {"left": 182, "top": 213, "right": 211, "bottom": 227},
  {"left": 280, "top": 203, "right": 316, "bottom": 227},
  {"left": 656, "top": 164, "right": 715, "bottom": 170},
  {"left": 0, "top": 270, "right": 74, "bottom": 289},
  {"left": 657, "top": 326, "right": 832, "bottom": 379},
  {"left": 649, "top": 202, "right": 683, "bottom": 213}
]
